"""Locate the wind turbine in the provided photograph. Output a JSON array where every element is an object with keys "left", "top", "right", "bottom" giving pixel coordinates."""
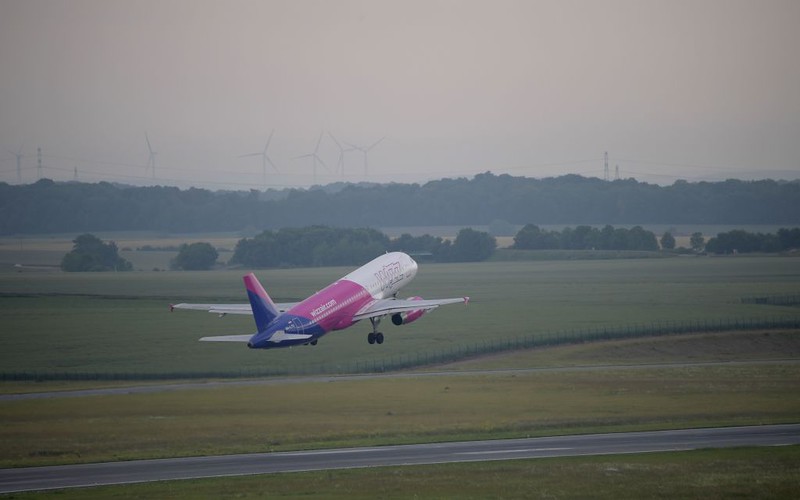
[
  {"left": 240, "top": 130, "right": 278, "bottom": 188},
  {"left": 327, "top": 132, "right": 355, "bottom": 178},
  {"left": 345, "top": 137, "right": 385, "bottom": 178},
  {"left": 8, "top": 144, "right": 23, "bottom": 183},
  {"left": 145, "top": 133, "right": 157, "bottom": 179},
  {"left": 294, "top": 131, "right": 328, "bottom": 185}
]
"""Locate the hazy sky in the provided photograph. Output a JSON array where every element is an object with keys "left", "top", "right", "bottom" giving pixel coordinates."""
[{"left": 1, "top": 0, "right": 799, "bottom": 189}]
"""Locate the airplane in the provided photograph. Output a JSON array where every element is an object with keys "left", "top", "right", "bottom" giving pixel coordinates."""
[{"left": 170, "top": 252, "right": 469, "bottom": 349}]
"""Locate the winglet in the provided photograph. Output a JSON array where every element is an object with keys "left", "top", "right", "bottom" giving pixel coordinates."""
[{"left": 243, "top": 273, "right": 280, "bottom": 332}]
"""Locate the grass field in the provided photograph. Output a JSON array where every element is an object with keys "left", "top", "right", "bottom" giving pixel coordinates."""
[
  {"left": 1, "top": 248, "right": 799, "bottom": 496},
  {"left": 2, "top": 363, "right": 798, "bottom": 467},
  {"left": 2, "top": 330, "right": 799, "bottom": 468},
  {"left": 442, "top": 329, "right": 800, "bottom": 370},
  {"left": 1, "top": 255, "right": 799, "bottom": 377}
]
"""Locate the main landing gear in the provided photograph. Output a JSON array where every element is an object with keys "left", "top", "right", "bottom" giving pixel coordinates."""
[{"left": 367, "top": 317, "right": 384, "bottom": 345}]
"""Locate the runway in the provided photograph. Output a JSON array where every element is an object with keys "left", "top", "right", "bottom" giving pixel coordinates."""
[{"left": 1, "top": 424, "right": 798, "bottom": 493}]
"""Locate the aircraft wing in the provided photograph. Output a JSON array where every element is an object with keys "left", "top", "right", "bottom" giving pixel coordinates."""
[
  {"left": 170, "top": 302, "right": 298, "bottom": 315},
  {"left": 352, "top": 296, "right": 469, "bottom": 322}
]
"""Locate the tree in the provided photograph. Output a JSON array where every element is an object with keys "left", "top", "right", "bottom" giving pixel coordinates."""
[
  {"left": 626, "top": 226, "right": 659, "bottom": 251},
  {"left": 705, "top": 229, "right": 791, "bottom": 254},
  {"left": 444, "top": 228, "right": 496, "bottom": 262},
  {"left": 597, "top": 225, "right": 617, "bottom": 250},
  {"left": 231, "top": 226, "right": 390, "bottom": 268},
  {"left": 690, "top": 232, "right": 705, "bottom": 252},
  {"left": 389, "top": 233, "right": 444, "bottom": 255},
  {"left": 660, "top": 231, "right": 676, "bottom": 250},
  {"left": 561, "top": 225, "right": 597, "bottom": 249},
  {"left": 3, "top": 175, "right": 800, "bottom": 235},
  {"left": 61, "top": 233, "right": 133, "bottom": 272},
  {"left": 513, "top": 224, "right": 660, "bottom": 251},
  {"left": 173, "top": 242, "right": 218, "bottom": 270},
  {"left": 512, "top": 224, "right": 558, "bottom": 249},
  {"left": 778, "top": 228, "right": 800, "bottom": 250}
]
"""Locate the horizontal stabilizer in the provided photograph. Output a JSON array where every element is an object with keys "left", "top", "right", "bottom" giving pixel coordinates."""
[
  {"left": 199, "top": 335, "right": 253, "bottom": 342},
  {"left": 268, "top": 330, "right": 313, "bottom": 342},
  {"left": 174, "top": 303, "right": 252, "bottom": 315}
]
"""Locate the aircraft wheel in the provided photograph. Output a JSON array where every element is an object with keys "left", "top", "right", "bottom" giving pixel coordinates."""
[
  {"left": 368, "top": 332, "right": 376, "bottom": 344},
  {"left": 310, "top": 339, "right": 318, "bottom": 346},
  {"left": 376, "top": 332, "right": 384, "bottom": 344}
]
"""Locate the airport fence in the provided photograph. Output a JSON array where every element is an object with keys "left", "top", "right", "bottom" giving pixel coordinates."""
[
  {"left": 741, "top": 294, "right": 800, "bottom": 307},
  {"left": 2, "top": 315, "right": 800, "bottom": 382},
  {"left": 342, "top": 315, "right": 800, "bottom": 375}
]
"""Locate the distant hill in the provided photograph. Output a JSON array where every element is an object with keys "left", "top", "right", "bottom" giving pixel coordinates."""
[{"left": 1, "top": 173, "right": 798, "bottom": 235}]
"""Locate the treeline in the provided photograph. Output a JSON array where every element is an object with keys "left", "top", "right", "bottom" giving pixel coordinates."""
[
  {"left": 231, "top": 226, "right": 496, "bottom": 267},
  {"left": 2, "top": 173, "right": 799, "bottom": 234},
  {"left": 60, "top": 225, "right": 800, "bottom": 273},
  {"left": 232, "top": 227, "right": 390, "bottom": 267},
  {"left": 705, "top": 228, "right": 800, "bottom": 254},
  {"left": 512, "top": 224, "right": 660, "bottom": 251},
  {"left": 61, "top": 233, "right": 132, "bottom": 272},
  {"left": 512, "top": 225, "right": 800, "bottom": 254}
]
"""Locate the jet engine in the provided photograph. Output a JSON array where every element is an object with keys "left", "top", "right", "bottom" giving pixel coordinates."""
[{"left": 391, "top": 296, "right": 427, "bottom": 325}]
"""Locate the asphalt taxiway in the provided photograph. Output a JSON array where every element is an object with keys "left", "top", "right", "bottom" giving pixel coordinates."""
[{"left": 1, "top": 424, "right": 798, "bottom": 493}]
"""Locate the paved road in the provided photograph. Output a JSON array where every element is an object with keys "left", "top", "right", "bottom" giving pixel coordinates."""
[{"left": 1, "top": 424, "right": 798, "bottom": 493}]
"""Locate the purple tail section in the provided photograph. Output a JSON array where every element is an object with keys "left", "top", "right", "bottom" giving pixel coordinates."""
[{"left": 243, "top": 273, "right": 279, "bottom": 332}]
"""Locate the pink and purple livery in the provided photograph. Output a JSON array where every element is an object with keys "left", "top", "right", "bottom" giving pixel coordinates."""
[{"left": 171, "top": 252, "right": 469, "bottom": 348}]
